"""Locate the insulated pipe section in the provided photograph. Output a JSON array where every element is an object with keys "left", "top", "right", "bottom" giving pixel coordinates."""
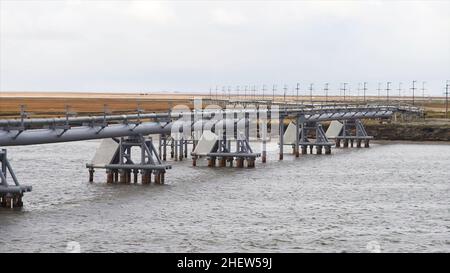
[
  {"left": 304, "top": 111, "right": 393, "bottom": 122},
  {"left": 0, "top": 113, "right": 173, "bottom": 127},
  {"left": 0, "top": 118, "right": 241, "bottom": 146},
  {"left": 0, "top": 106, "right": 401, "bottom": 127},
  {"left": 0, "top": 110, "right": 393, "bottom": 146},
  {"left": 0, "top": 122, "right": 171, "bottom": 146}
]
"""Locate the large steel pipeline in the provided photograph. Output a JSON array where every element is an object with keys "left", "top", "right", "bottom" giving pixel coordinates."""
[
  {"left": 0, "top": 113, "right": 171, "bottom": 127},
  {"left": 0, "top": 106, "right": 396, "bottom": 146},
  {"left": 0, "top": 106, "right": 398, "bottom": 127},
  {"left": 0, "top": 122, "right": 171, "bottom": 146},
  {"left": 0, "top": 118, "right": 245, "bottom": 146}
]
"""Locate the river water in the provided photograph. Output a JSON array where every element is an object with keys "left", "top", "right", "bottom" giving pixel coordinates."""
[{"left": 0, "top": 140, "right": 449, "bottom": 252}]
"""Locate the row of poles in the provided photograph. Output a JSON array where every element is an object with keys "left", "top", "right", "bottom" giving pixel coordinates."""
[{"left": 208, "top": 81, "right": 449, "bottom": 107}]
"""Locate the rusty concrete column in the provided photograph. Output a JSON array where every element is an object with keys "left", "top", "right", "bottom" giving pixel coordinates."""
[
  {"left": 356, "top": 139, "right": 362, "bottom": 148},
  {"left": 336, "top": 139, "right": 341, "bottom": 148},
  {"left": 219, "top": 157, "right": 226, "bottom": 167},
  {"left": 162, "top": 136, "right": 167, "bottom": 161},
  {"left": 343, "top": 139, "right": 349, "bottom": 148},
  {"left": 119, "top": 170, "right": 126, "bottom": 183},
  {"left": 114, "top": 170, "right": 119, "bottom": 182},
  {"left": 236, "top": 158, "right": 244, "bottom": 168},
  {"left": 161, "top": 171, "right": 165, "bottom": 184},
  {"left": 207, "top": 157, "right": 216, "bottom": 167},
  {"left": 107, "top": 171, "right": 111, "bottom": 184},
  {"left": 154, "top": 172, "right": 161, "bottom": 184},
  {"left": 141, "top": 170, "right": 147, "bottom": 184},
  {"left": 350, "top": 139, "right": 354, "bottom": 148},
  {"left": 325, "top": 146, "right": 331, "bottom": 155},
  {"left": 301, "top": 145, "right": 307, "bottom": 155},
  {"left": 89, "top": 168, "right": 94, "bottom": 182},
  {"left": 364, "top": 139, "right": 370, "bottom": 148},
  {"left": 192, "top": 156, "right": 197, "bottom": 167},
  {"left": 247, "top": 158, "right": 255, "bottom": 168},
  {"left": 316, "top": 145, "right": 322, "bottom": 155},
  {"left": 133, "top": 169, "right": 138, "bottom": 183},
  {"left": 279, "top": 118, "right": 284, "bottom": 160},
  {"left": 179, "top": 140, "right": 183, "bottom": 161},
  {"left": 295, "top": 116, "right": 300, "bottom": 158},
  {"left": 174, "top": 140, "right": 178, "bottom": 161}
]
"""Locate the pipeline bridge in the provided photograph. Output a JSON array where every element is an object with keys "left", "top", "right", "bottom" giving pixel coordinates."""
[{"left": 0, "top": 103, "right": 421, "bottom": 208}]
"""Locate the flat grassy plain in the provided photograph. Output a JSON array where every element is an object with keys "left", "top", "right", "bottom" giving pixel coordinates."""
[{"left": 0, "top": 91, "right": 448, "bottom": 119}]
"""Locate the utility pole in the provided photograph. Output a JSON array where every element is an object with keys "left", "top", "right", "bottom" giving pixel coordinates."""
[
  {"left": 209, "top": 87, "right": 212, "bottom": 101},
  {"left": 397, "top": 82, "right": 402, "bottom": 98},
  {"left": 421, "top": 81, "right": 426, "bottom": 106},
  {"left": 309, "top": 83, "right": 314, "bottom": 105},
  {"left": 363, "top": 82, "right": 367, "bottom": 103},
  {"left": 386, "top": 82, "right": 391, "bottom": 103},
  {"left": 262, "top": 84, "right": 266, "bottom": 100},
  {"left": 244, "top": 85, "right": 247, "bottom": 100},
  {"left": 377, "top": 82, "right": 381, "bottom": 100},
  {"left": 357, "top": 83, "right": 361, "bottom": 101},
  {"left": 341, "top": 83, "right": 348, "bottom": 102},
  {"left": 283, "top": 85, "right": 287, "bottom": 102},
  {"left": 252, "top": 85, "right": 256, "bottom": 101},
  {"left": 295, "top": 83, "right": 300, "bottom": 106},
  {"left": 215, "top": 85, "right": 218, "bottom": 102},
  {"left": 445, "top": 80, "right": 449, "bottom": 119},
  {"left": 228, "top": 86, "right": 231, "bottom": 100},
  {"left": 324, "top": 83, "right": 329, "bottom": 104},
  {"left": 236, "top": 85, "right": 240, "bottom": 100},
  {"left": 272, "top": 84, "right": 276, "bottom": 101},
  {"left": 411, "top": 80, "right": 417, "bottom": 106}
]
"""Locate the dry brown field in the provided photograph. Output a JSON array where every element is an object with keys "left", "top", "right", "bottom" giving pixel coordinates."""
[{"left": 0, "top": 92, "right": 448, "bottom": 119}]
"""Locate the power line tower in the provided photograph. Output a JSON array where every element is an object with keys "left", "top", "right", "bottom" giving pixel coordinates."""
[
  {"left": 445, "top": 80, "right": 449, "bottom": 119},
  {"left": 295, "top": 83, "right": 300, "bottom": 105},
  {"left": 283, "top": 85, "right": 288, "bottom": 102},
  {"left": 386, "top": 82, "right": 391, "bottom": 103},
  {"left": 272, "top": 84, "right": 276, "bottom": 101},
  {"left": 222, "top": 86, "right": 225, "bottom": 101},
  {"left": 363, "top": 82, "right": 368, "bottom": 103},
  {"left": 215, "top": 85, "right": 219, "bottom": 102},
  {"left": 421, "top": 81, "right": 426, "bottom": 106},
  {"left": 324, "top": 83, "right": 329, "bottom": 104},
  {"left": 244, "top": 85, "right": 248, "bottom": 100},
  {"left": 262, "top": 84, "right": 266, "bottom": 100},
  {"left": 309, "top": 83, "right": 314, "bottom": 105},
  {"left": 397, "top": 82, "right": 402, "bottom": 98},
  {"left": 357, "top": 82, "right": 361, "bottom": 102},
  {"left": 250, "top": 85, "right": 256, "bottom": 100},
  {"left": 236, "top": 85, "right": 240, "bottom": 100},
  {"left": 411, "top": 80, "right": 417, "bottom": 106},
  {"left": 377, "top": 82, "right": 381, "bottom": 100},
  {"left": 340, "top": 83, "right": 348, "bottom": 102}
]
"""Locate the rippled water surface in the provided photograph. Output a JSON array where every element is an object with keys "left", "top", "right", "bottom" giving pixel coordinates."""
[{"left": 1, "top": 140, "right": 449, "bottom": 252}]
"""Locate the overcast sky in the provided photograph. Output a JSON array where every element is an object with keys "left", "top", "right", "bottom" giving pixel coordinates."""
[{"left": 0, "top": 0, "right": 449, "bottom": 96}]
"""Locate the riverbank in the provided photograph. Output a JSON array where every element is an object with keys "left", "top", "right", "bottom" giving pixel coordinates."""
[{"left": 365, "top": 120, "right": 450, "bottom": 141}]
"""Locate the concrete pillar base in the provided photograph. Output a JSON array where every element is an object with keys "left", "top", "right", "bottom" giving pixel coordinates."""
[
  {"left": 316, "top": 146, "right": 322, "bottom": 154},
  {"left": 236, "top": 158, "right": 244, "bottom": 168},
  {"left": 89, "top": 168, "right": 94, "bottom": 182}
]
